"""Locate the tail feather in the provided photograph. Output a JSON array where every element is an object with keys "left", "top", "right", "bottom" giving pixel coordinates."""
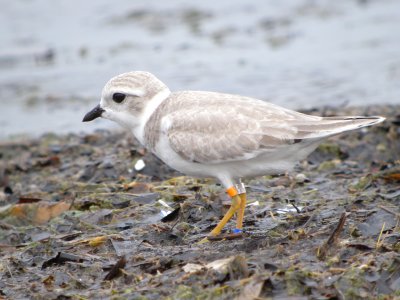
[{"left": 294, "top": 116, "right": 385, "bottom": 139}]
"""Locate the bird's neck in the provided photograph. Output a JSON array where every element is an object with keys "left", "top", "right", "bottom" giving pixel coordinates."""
[{"left": 133, "top": 87, "right": 171, "bottom": 145}]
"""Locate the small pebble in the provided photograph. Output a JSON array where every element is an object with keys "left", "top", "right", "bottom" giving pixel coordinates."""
[
  {"left": 134, "top": 159, "right": 146, "bottom": 171},
  {"left": 295, "top": 173, "right": 308, "bottom": 183}
]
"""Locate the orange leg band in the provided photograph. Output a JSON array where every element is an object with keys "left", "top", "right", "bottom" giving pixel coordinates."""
[{"left": 226, "top": 186, "right": 238, "bottom": 197}]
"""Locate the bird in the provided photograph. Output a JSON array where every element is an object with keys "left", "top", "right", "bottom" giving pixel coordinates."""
[{"left": 83, "top": 71, "right": 385, "bottom": 239}]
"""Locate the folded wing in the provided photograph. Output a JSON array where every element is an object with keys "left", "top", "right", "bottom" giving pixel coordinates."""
[{"left": 162, "top": 92, "right": 384, "bottom": 164}]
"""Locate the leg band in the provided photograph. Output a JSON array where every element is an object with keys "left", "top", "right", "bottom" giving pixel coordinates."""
[
  {"left": 226, "top": 186, "right": 238, "bottom": 197},
  {"left": 235, "top": 182, "right": 246, "bottom": 194}
]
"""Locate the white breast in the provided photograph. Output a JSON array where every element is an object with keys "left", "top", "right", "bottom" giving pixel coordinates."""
[{"left": 133, "top": 87, "right": 171, "bottom": 145}]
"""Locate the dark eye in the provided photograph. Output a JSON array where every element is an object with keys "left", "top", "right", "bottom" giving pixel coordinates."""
[{"left": 112, "top": 93, "right": 126, "bottom": 103}]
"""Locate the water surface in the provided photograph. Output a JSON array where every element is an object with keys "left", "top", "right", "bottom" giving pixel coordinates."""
[{"left": 1, "top": 0, "right": 399, "bottom": 139}]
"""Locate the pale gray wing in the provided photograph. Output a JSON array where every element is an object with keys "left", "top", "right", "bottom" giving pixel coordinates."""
[
  {"left": 159, "top": 91, "right": 383, "bottom": 164},
  {"left": 163, "top": 93, "right": 307, "bottom": 164}
]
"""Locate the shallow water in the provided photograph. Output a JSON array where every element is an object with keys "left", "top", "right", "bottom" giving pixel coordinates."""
[{"left": 1, "top": 0, "right": 399, "bottom": 139}]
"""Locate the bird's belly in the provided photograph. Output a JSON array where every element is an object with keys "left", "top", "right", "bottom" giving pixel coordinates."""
[{"left": 153, "top": 136, "right": 295, "bottom": 179}]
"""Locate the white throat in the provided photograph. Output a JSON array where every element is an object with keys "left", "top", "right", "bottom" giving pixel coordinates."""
[{"left": 134, "top": 87, "right": 171, "bottom": 144}]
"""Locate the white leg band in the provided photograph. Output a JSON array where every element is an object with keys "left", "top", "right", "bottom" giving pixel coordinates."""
[{"left": 235, "top": 183, "right": 246, "bottom": 194}]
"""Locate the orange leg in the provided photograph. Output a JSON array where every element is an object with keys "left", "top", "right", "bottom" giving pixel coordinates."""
[
  {"left": 234, "top": 182, "right": 246, "bottom": 233},
  {"left": 199, "top": 185, "right": 246, "bottom": 243},
  {"left": 209, "top": 193, "right": 241, "bottom": 236},
  {"left": 235, "top": 192, "right": 247, "bottom": 231}
]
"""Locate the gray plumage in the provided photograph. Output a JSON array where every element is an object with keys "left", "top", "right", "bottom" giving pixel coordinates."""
[{"left": 143, "top": 90, "right": 384, "bottom": 164}]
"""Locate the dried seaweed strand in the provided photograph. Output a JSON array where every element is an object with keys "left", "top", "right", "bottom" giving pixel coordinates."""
[
  {"left": 376, "top": 222, "right": 386, "bottom": 249},
  {"left": 317, "top": 212, "right": 347, "bottom": 259}
]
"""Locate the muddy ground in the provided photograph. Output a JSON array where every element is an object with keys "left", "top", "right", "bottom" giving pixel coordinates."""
[{"left": 0, "top": 105, "right": 399, "bottom": 299}]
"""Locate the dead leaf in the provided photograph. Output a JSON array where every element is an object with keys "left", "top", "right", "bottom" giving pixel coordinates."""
[
  {"left": 111, "top": 240, "right": 141, "bottom": 256},
  {"left": 88, "top": 236, "right": 107, "bottom": 247},
  {"left": 182, "top": 263, "right": 204, "bottom": 274},
  {"left": 358, "top": 209, "right": 397, "bottom": 237},
  {"left": 123, "top": 181, "right": 153, "bottom": 193},
  {"left": 42, "top": 275, "right": 54, "bottom": 289},
  {"left": 66, "top": 235, "right": 117, "bottom": 247},
  {"left": 384, "top": 173, "right": 400, "bottom": 182},
  {"left": 9, "top": 201, "right": 70, "bottom": 225},
  {"left": 35, "top": 155, "right": 61, "bottom": 167},
  {"left": 42, "top": 252, "right": 83, "bottom": 269},
  {"left": 206, "top": 256, "right": 249, "bottom": 280},
  {"left": 104, "top": 256, "right": 126, "bottom": 281},
  {"left": 236, "top": 276, "right": 267, "bottom": 300},
  {"left": 35, "top": 201, "right": 71, "bottom": 224},
  {"left": 161, "top": 206, "right": 180, "bottom": 222},
  {"left": 80, "top": 209, "right": 113, "bottom": 225},
  {"left": 17, "top": 196, "right": 42, "bottom": 204}
]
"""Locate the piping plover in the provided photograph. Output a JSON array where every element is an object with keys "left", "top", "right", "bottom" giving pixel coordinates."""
[{"left": 83, "top": 71, "right": 385, "bottom": 238}]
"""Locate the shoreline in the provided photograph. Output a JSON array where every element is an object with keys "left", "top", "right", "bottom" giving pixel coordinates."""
[{"left": 1, "top": 103, "right": 397, "bottom": 142}]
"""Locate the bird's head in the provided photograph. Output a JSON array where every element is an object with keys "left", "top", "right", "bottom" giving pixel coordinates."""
[{"left": 82, "top": 71, "right": 170, "bottom": 130}]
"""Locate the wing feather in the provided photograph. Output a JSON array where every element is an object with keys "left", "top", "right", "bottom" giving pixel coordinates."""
[
  {"left": 152, "top": 91, "right": 383, "bottom": 164},
  {"left": 163, "top": 93, "right": 302, "bottom": 163}
]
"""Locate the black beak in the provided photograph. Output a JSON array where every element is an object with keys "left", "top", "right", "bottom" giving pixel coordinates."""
[{"left": 82, "top": 105, "right": 105, "bottom": 122}]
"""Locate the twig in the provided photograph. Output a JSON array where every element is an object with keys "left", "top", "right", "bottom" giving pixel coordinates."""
[
  {"left": 104, "top": 256, "right": 127, "bottom": 281},
  {"left": 326, "top": 213, "right": 347, "bottom": 246},
  {"left": 0, "top": 221, "right": 15, "bottom": 230},
  {"left": 301, "top": 213, "right": 316, "bottom": 228},
  {"left": 378, "top": 205, "right": 400, "bottom": 218},
  {"left": 6, "top": 263, "right": 14, "bottom": 280},
  {"left": 317, "top": 212, "right": 347, "bottom": 260},
  {"left": 290, "top": 202, "right": 301, "bottom": 213},
  {"left": 376, "top": 222, "right": 386, "bottom": 249}
]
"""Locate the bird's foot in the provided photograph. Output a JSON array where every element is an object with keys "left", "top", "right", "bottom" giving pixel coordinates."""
[{"left": 198, "top": 231, "right": 244, "bottom": 243}]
